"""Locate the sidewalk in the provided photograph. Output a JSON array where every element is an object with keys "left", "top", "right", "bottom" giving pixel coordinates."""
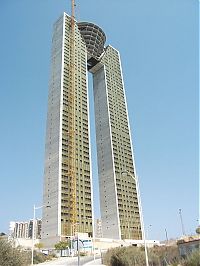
[
  {"left": 36, "top": 257, "right": 106, "bottom": 266},
  {"left": 83, "top": 258, "right": 106, "bottom": 266}
]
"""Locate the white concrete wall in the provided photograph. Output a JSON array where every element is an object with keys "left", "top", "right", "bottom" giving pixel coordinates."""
[
  {"left": 41, "top": 15, "right": 64, "bottom": 243},
  {"left": 93, "top": 66, "right": 120, "bottom": 239}
]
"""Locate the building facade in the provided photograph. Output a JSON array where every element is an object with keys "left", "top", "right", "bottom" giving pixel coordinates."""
[
  {"left": 9, "top": 219, "right": 42, "bottom": 239},
  {"left": 95, "top": 219, "right": 103, "bottom": 238},
  {"left": 42, "top": 12, "right": 141, "bottom": 245},
  {"left": 42, "top": 13, "right": 93, "bottom": 246},
  {"left": 177, "top": 236, "right": 200, "bottom": 258},
  {"left": 91, "top": 46, "right": 142, "bottom": 240}
]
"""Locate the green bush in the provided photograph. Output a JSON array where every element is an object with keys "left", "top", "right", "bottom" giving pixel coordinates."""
[
  {"left": 104, "top": 245, "right": 182, "bottom": 266},
  {"left": 80, "top": 251, "right": 87, "bottom": 256},
  {"left": 183, "top": 250, "right": 200, "bottom": 266},
  {"left": 33, "top": 250, "right": 45, "bottom": 264},
  {"left": 0, "top": 238, "right": 30, "bottom": 266},
  {"left": 54, "top": 240, "right": 70, "bottom": 250},
  {"left": 149, "top": 245, "right": 181, "bottom": 265},
  {"left": 0, "top": 238, "right": 56, "bottom": 266},
  {"left": 104, "top": 246, "right": 146, "bottom": 266},
  {"left": 33, "top": 250, "right": 57, "bottom": 264}
]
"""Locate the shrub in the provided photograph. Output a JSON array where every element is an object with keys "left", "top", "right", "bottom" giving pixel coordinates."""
[
  {"left": 183, "top": 250, "right": 200, "bottom": 266},
  {"left": 0, "top": 238, "right": 30, "bottom": 266},
  {"left": 123, "top": 246, "right": 145, "bottom": 266},
  {"left": 34, "top": 242, "right": 44, "bottom": 251},
  {"left": 104, "top": 246, "right": 145, "bottom": 266},
  {"left": 80, "top": 251, "right": 87, "bottom": 256},
  {"left": 33, "top": 250, "right": 55, "bottom": 264},
  {"left": 149, "top": 245, "right": 181, "bottom": 265},
  {"left": 0, "top": 238, "right": 56, "bottom": 265},
  {"left": 104, "top": 245, "right": 182, "bottom": 266},
  {"left": 54, "top": 240, "right": 70, "bottom": 250}
]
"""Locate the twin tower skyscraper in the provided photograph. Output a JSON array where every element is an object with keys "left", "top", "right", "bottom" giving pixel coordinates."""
[{"left": 41, "top": 13, "right": 142, "bottom": 246}]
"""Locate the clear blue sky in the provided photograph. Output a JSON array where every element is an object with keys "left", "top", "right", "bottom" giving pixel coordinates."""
[{"left": 0, "top": 0, "right": 198, "bottom": 241}]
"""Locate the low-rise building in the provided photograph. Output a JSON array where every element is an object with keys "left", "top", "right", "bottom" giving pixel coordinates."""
[{"left": 177, "top": 235, "right": 200, "bottom": 258}]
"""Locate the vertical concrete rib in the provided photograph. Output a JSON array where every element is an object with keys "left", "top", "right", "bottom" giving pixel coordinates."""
[
  {"left": 93, "top": 66, "right": 120, "bottom": 239},
  {"left": 42, "top": 14, "right": 64, "bottom": 246},
  {"left": 91, "top": 45, "right": 142, "bottom": 240},
  {"left": 58, "top": 13, "right": 66, "bottom": 237}
]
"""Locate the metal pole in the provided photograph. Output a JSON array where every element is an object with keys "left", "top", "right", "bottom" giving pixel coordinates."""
[
  {"left": 77, "top": 234, "right": 80, "bottom": 266},
  {"left": 179, "top": 209, "right": 186, "bottom": 236},
  {"left": 92, "top": 218, "right": 95, "bottom": 261},
  {"left": 147, "top": 224, "right": 152, "bottom": 240},
  {"left": 31, "top": 205, "right": 35, "bottom": 266},
  {"left": 136, "top": 176, "right": 149, "bottom": 266},
  {"left": 70, "top": 224, "right": 73, "bottom": 257},
  {"left": 165, "top": 228, "right": 169, "bottom": 245}
]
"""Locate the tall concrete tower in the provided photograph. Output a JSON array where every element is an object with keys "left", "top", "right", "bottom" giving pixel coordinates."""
[
  {"left": 87, "top": 43, "right": 142, "bottom": 241},
  {"left": 41, "top": 13, "right": 94, "bottom": 246},
  {"left": 42, "top": 13, "right": 141, "bottom": 246}
]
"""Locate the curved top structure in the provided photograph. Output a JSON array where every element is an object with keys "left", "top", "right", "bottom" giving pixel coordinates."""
[{"left": 78, "top": 22, "right": 106, "bottom": 59}]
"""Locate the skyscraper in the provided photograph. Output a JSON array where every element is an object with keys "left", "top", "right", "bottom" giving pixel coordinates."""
[
  {"left": 42, "top": 12, "right": 141, "bottom": 246},
  {"left": 41, "top": 13, "right": 93, "bottom": 246},
  {"left": 91, "top": 46, "right": 142, "bottom": 241}
]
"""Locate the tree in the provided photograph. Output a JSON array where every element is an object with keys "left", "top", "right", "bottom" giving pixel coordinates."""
[
  {"left": 0, "top": 238, "right": 30, "bottom": 266},
  {"left": 35, "top": 242, "right": 44, "bottom": 251},
  {"left": 195, "top": 226, "right": 200, "bottom": 235},
  {"left": 54, "top": 240, "right": 70, "bottom": 250}
]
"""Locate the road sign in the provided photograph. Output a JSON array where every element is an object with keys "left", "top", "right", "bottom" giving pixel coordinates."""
[{"left": 72, "top": 239, "right": 84, "bottom": 251}]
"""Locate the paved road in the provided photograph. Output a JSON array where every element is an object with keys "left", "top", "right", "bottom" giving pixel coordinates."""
[
  {"left": 84, "top": 258, "right": 105, "bottom": 265},
  {"left": 37, "top": 256, "right": 104, "bottom": 266}
]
